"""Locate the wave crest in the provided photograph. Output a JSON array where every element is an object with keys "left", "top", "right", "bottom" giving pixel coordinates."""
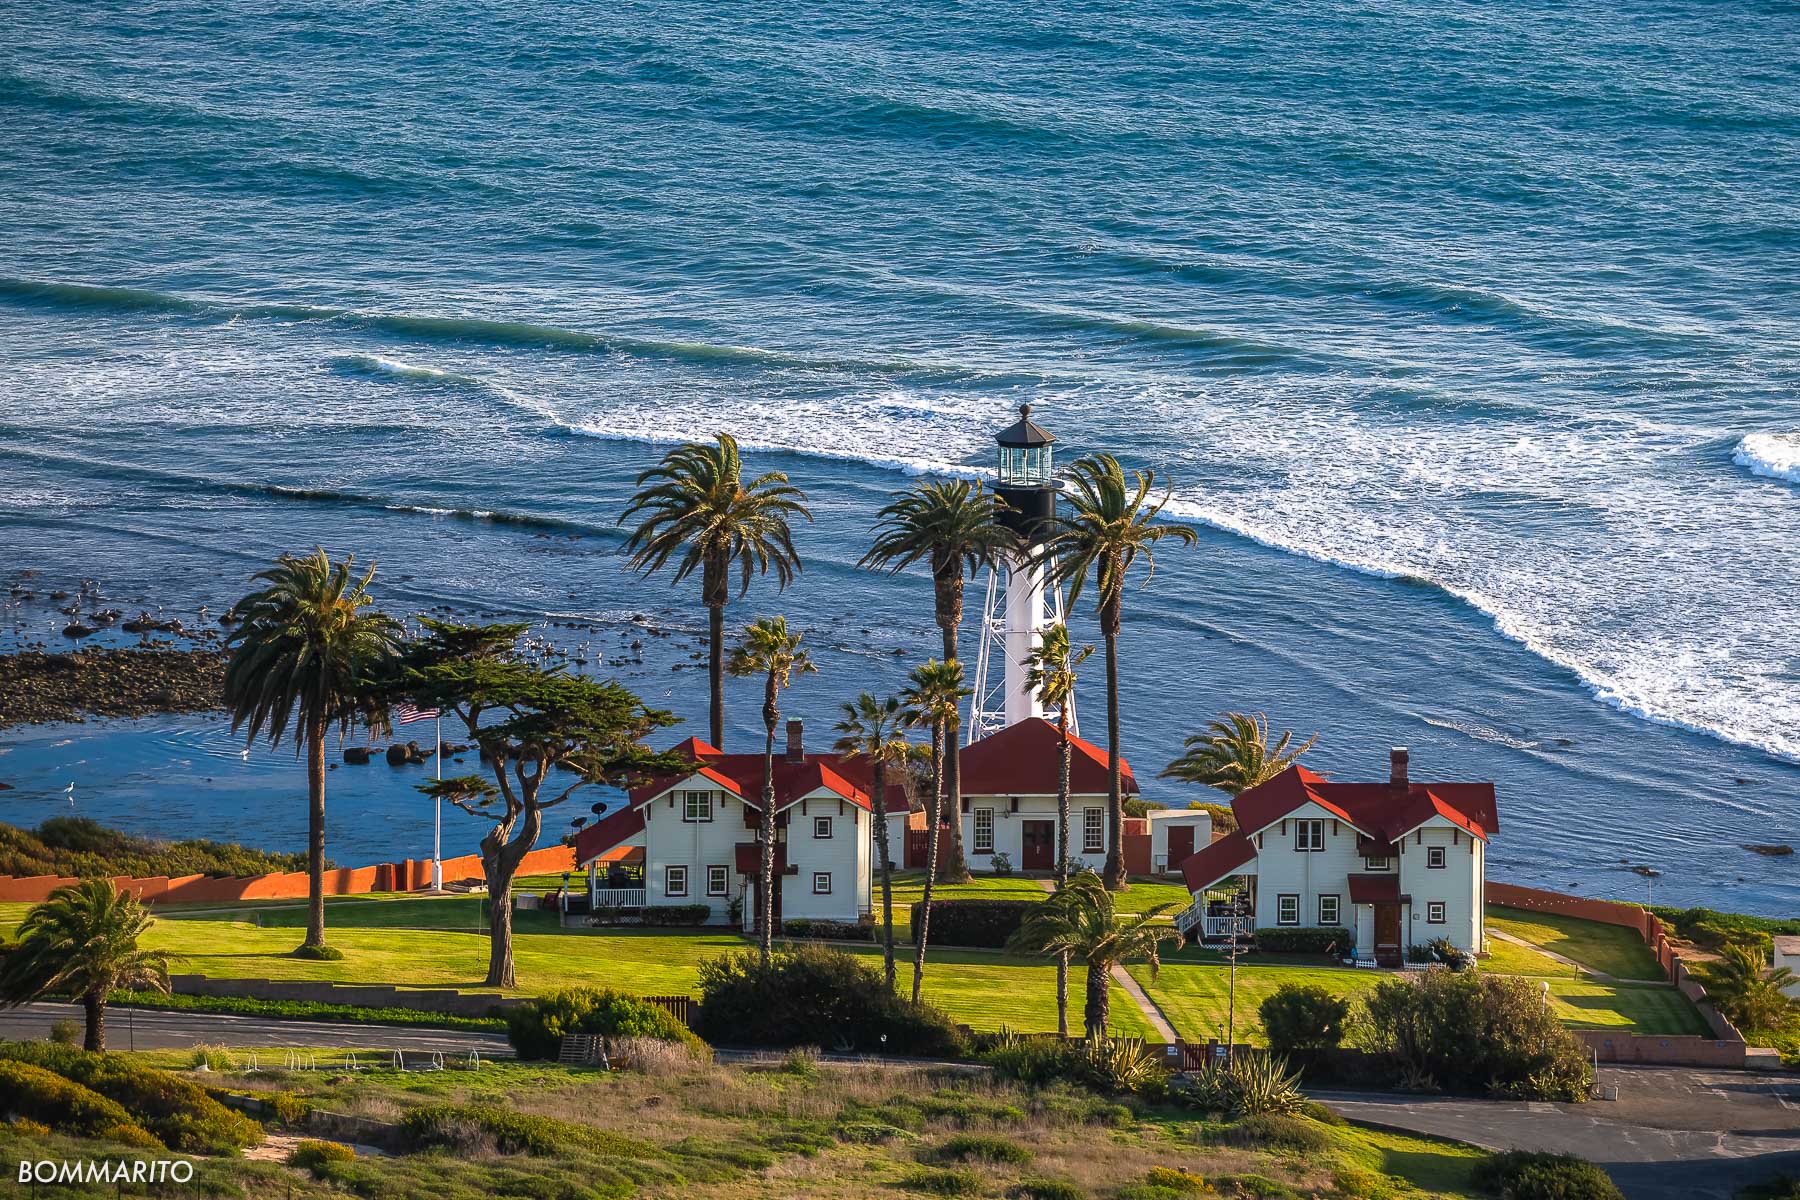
[{"left": 1734, "top": 433, "right": 1800, "bottom": 484}]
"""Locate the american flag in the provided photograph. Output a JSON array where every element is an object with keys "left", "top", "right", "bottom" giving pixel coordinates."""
[{"left": 392, "top": 702, "right": 440, "bottom": 725}]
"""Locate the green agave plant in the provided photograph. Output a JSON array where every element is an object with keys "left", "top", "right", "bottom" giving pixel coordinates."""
[{"left": 1177, "top": 1051, "right": 1306, "bottom": 1116}]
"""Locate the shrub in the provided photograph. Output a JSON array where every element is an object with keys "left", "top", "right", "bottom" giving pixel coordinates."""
[
  {"left": 1471, "top": 1151, "right": 1623, "bottom": 1200},
  {"left": 838, "top": 1121, "right": 918, "bottom": 1144},
  {"left": 1259, "top": 984, "right": 1350, "bottom": 1074},
  {"left": 1145, "top": 1166, "right": 1213, "bottom": 1193},
  {"left": 1301, "top": 1100, "right": 1346, "bottom": 1126},
  {"left": 912, "top": 899, "right": 1042, "bottom": 949},
  {"left": 642, "top": 903, "right": 711, "bottom": 926},
  {"left": 288, "top": 1139, "right": 355, "bottom": 1175},
  {"left": 399, "top": 1103, "right": 657, "bottom": 1157},
  {"left": 1010, "top": 1180, "right": 1086, "bottom": 1200},
  {"left": 0, "top": 1060, "right": 159, "bottom": 1147},
  {"left": 1359, "top": 969, "right": 1593, "bottom": 1101},
  {"left": 1078, "top": 1035, "right": 1167, "bottom": 1096},
  {"left": 782, "top": 918, "right": 873, "bottom": 941},
  {"left": 505, "top": 987, "right": 709, "bottom": 1061},
  {"left": 1739, "top": 1177, "right": 1800, "bottom": 1200},
  {"left": 1214, "top": 1175, "right": 1296, "bottom": 1198},
  {"left": 695, "top": 944, "right": 966, "bottom": 1056},
  {"left": 1253, "top": 927, "right": 1351, "bottom": 955},
  {"left": 47, "top": 1020, "right": 79, "bottom": 1046},
  {"left": 0, "top": 816, "right": 310, "bottom": 879},
  {"left": 293, "top": 943, "right": 344, "bottom": 961},
  {"left": 1171, "top": 1052, "right": 1305, "bottom": 1117},
  {"left": 189, "top": 1044, "right": 236, "bottom": 1071},
  {"left": 935, "top": 1133, "right": 1033, "bottom": 1164},
  {"left": 1206, "top": 1113, "right": 1332, "bottom": 1154},
  {"left": 0, "top": 1043, "right": 260, "bottom": 1153},
  {"left": 1332, "top": 1168, "right": 1399, "bottom": 1199},
  {"left": 991, "top": 852, "right": 1014, "bottom": 876},
  {"left": 901, "top": 1166, "right": 985, "bottom": 1196},
  {"left": 983, "top": 1035, "right": 1086, "bottom": 1087},
  {"left": 270, "top": 1091, "right": 310, "bottom": 1126}
]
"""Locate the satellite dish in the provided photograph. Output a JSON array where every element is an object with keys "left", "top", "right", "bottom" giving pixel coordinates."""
[
  {"left": 590, "top": 801, "right": 609, "bottom": 815},
  {"left": 572, "top": 817, "right": 588, "bottom": 829}
]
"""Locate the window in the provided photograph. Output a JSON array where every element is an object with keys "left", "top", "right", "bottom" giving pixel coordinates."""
[
  {"left": 1365, "top": 856, "right": 1391, "bottom": 871},
  {"left": 706, "top": 865, "right": 728, "bottom": 897},
  {"left": 1427, "top": 901, "right": 1446, "bottom": 924},
  {"left": 683, "top": 791, "right": 713, "bottom": 822},
  {"left": 813, "top": 816, "right": 832, "bottom": 839},
  {"left": 1083, "top": 808, "right": 1104, "bottom": 853},
  {"left": 1277, "top": 894, "right": 1299, "bottom": 926},
  {"left": 665, "top": 866, "right": 688, "bottom": 897},
  {"left": 1427, "top": 846, "right": 1446, "bottom": 869},
  {"left": 1318, "top": 895, "right": 1340, "bottom": 926},
  {"left": 812, "top": 872, "right": 832, "bottom": 895},
  {"left": 973, "top": 808, "right": 994, "bottom": 853},
  {"left": 1294, "top": 820, "right": 1324, "bottom": 852}
]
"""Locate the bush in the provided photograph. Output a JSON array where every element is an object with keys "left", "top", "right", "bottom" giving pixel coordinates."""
[
  {"left": 695, "top": 944, "right": 966, "bottom": 1057},
  {"left": 935, "top": 1133, "right": 1033, "bottom": 1164},
  {"left": 0, "top": 1043, "right": 260, "bottom": 1153},
  {"left": 983, "top": 1034, "right": 1085, "bottom": 1087},
  {"left": 47, "top": 1020, "right": 79, "bottom": 1046},
  {"left": 0, "top": 816, "right": 311, "bottom": 879},
  {"left": 912, "top": 899, "right": 1042, "bottom": 949},
  {"left": 288, "top": 1139, "right": 355, "bottom": 1175},
  {"left": 1146, "top": 1167, "right": 1213, "bottom": 1193},
  {"left": 981, "top": 1033, "right": 1165, "bottom": 1096},
  {"left": 399, "top": 1103, "right": 657, "bottom": 1158},
  {"left": 505, "top": 987, "right": 709, "bottom": 1061},
  {"left": 782, "top": 918, "right": 873, "bottom": 941},
  {"left": 1259, "top": 984, "right": 1350, "bottom": 1074},
  {"left": 1171, "top": 1053, "right": 1305, "bottom": 1117},
  {"left": 1471, "top": 1151, "right": 1623, "bottom": 1200},
  {"left": 991, "top": 852, "right": 1014, "bottom": 876},
  {"left": 838, "top": 1121, "right": 918, "bottom": 1145},
  {"left": 642, "top": 903, "right": 711, "bottom": 926},
  {"left": 293, "top": 943, "right": 344, "bottom": 961},
  {"left": 901, "top": 1166, "right": 985, "bottom": 1196},
  {"left": 1206, "top": 1113, "right": 1332, "bottom": 1153},
  {"left": 1010, "top": 1180, "right": 1086, "bottom": 1200},
  {"left": 1360, "top": 969, "right": 1593, "bottom": 1101},
  {"left": 270, "top": 1091, "right": 310, "bottom": 1126},
  {"left": 0, "top": 1060, "right": 160, "bottom": 1148},
  {"left": 1253, "top": 927, "right": 1352, "bottom": 955}
]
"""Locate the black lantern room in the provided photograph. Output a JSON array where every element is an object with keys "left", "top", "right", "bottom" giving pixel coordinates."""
[{"left": 994, "top": 403, "right": 1058, "bottom": 539}]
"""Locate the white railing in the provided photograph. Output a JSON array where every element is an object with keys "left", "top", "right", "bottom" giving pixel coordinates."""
[
  {"left": 590, "top": 887, "right": 647, "bottom": 907},
  {"left": 1174, "top": 903, "right": 1204, "bottom": 935},
  {"left": 1204, "top": 914, "right": 1250, "bottom": 941}
]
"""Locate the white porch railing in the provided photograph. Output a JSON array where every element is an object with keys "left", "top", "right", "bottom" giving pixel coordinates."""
[
  {"left": 1175, "top": 903, "right": 1250, "bottom": 941},
  {"left": 589, "top": 887, "right": 647, "bottom": 907},
  {"left": 1174, "top": 903, "right": 1204, "bottom": 936}
]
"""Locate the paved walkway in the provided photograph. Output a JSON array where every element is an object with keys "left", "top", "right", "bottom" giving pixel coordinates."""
[
  {"left": 0, "top": 1001, "right": 512, "bottom": 1058},
  {"left": 1314, "top": 1065, "right": 1800, "bottom": 1200}
]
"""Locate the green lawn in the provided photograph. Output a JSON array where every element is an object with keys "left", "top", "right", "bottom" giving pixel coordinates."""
[
  {"left": 1479, "top": 934, "right": 1582, "bottom": 978},
  {"left": 1485, "top": 905, "right": 1664, "bottom": 980},
  {"left": 876, "top": 870, "right": 1048, "bottom": 942}
]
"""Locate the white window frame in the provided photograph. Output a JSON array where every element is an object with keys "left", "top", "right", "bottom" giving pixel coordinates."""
[
  {"left": 706, "top": 865, "right": 728, "bottom": 897},
  {"left": 665, "top": 865, "right": 688, "bottom": 897},
  {"left": 813, "top": 816, "right": 832, "bottom": 839},
  {"left": 1318, "top": 894, "right": 1340, "bottom": 926},
  {"left": 1294, "top": 820, "right": 1324, "bottom": 852},
  {"left": 812, "top": 871, "right": 831, "bottom": 895},
  {"left": 1277, "top": 894, "right": 1299, "bottom": 926},
  {"left": 1365, "top": 855, "right": 1391, "bottom": 871},
  {"left": 683, "top": 791, "right": 713, "bottom": 823},
  {"left": 1082, "top": 807, "right": 1104, "bottom": 853},
  {"left": 1427, "top": 846, "right": 1446, "bottom": 869},
  {"left": 1427, "top": 901, "right": 1446, "bottom": 924},
  {"left": 973, "top": 807, "right": 994, "bottom": 854}
]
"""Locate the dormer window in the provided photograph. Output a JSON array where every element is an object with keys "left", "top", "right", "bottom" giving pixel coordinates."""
[
  {"left": 1294, "top": 820, "right": 1324, "bottom": 852},
  {"left": 683, "top": 791, "right": 713, "bottom": 822}
]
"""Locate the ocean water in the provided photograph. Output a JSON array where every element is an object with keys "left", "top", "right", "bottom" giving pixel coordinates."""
[{"left": 1, "top": 0, "right": 1796, "bottom": 912}]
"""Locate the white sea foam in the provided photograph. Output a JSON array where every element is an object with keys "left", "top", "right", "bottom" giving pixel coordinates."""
[{"left": 1734, "top": 433, "right": 1800, "bottom": 483}]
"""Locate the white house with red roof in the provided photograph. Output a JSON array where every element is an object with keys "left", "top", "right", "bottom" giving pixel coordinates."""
[
  {"left": 1174, "top": 748, "right": 1497, "bottom": 966},
  {"left": 572, "top": 719, "right": 874, "bottom": 930}
]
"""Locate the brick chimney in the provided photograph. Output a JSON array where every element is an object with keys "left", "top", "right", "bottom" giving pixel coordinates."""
[
  {"left": 1390, "top": 747, "right": 1409, "bottom": 788},
  {"left": 786, "top": 718, "right": 804, "bottom": 763}
]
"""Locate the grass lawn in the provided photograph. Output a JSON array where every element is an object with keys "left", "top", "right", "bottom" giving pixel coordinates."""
[
  {"left": 1479, "top": 934, "right": 1582, "bottom": 978},
  {"left": 1485, "top": 905, "right": 1663, "bottom": 980},
  {"left": 876, "top": 870, "right": 1048, "bottom": 942}
]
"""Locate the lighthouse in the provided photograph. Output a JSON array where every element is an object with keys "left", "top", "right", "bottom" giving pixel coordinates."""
[{"left": 967, "top": 404, "right": 1075, "bottom": 742}]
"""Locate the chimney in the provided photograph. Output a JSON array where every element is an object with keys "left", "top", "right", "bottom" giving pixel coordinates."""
[
  {"left": 786, "top": 719, "right": 804, "bottom": 763},
  {"left": 1390, "top": 747, "right": 1409, "bottom": 788}
]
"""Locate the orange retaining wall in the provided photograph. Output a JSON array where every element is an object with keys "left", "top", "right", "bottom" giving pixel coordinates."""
[{"left": 0, "top": 844, "right": 576, "bottom": 905}]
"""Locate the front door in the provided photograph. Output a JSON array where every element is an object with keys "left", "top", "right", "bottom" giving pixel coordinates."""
[
  {"left": 1166, "top": 825, "right": 1195, "bottom": 871},
  {"left": 1021, "top": 820, "right": 1054, "bottom": 871},
  {"left": 1375, "top": 903, "right": 1402, "bottom": 966}
]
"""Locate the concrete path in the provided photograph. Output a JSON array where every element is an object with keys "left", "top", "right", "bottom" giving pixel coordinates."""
[
  {"left": 0, "top": 1001, "right": 512, "bottom": 1058},
  {"left": 1313, "top": 1065, "right": 1800, "bottom": 1200}
]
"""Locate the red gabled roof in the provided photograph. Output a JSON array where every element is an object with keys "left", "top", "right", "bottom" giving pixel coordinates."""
[
  {"left": 625, "top": 739, "right": 873, "bottom": 814},
  {"left": 1229, "top": 764, "right": 1497, "bottom": 844},
  {"left": 1180, "top": 830, "right": 1256, "bottom": 892},
  {"left": 573, "top": 802, "right": 644, "bottom": 867},
  {"left": 1347, "top": 873, "right": 1402, "bottom": 905},
  {"left": 959, "top": 717, "right": 1138, "bottom": 797}
]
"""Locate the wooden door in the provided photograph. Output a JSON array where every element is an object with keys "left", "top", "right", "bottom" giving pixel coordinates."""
[
  {"left": 1375, "top": 904, "right": 1402, "bottom": 965},
  {"left": 1166, "top": 825, "right": 1195, "bottom": 870},
  {"left": 1022, "top": 820, "right": 1054, "bottom": 870}
]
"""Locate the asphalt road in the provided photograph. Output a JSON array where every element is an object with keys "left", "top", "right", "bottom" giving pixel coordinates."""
[
  {"left": 1314, "top": 1066, "right": 1800, "bottom": 1200},
  {"left": 0, "top": 1002, "right": 512, "bottom": 1058}
]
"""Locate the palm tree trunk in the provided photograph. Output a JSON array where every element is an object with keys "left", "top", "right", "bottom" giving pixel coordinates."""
[
  {"left": 872, "top": 763, "right": 897, "bottom": 990},
  {"left": 912, "top": 725, "right": 944, "bottom": 1005},
  {"left": 1056, "top": 713, "right": 1072, "bottom": 1037},
  {"left": 758, "top": 678, "right": 778, "bottom": 961},
  {"left": 304, "top": 712, "right": 328, "bottom": 948},
  {"left": 937, "top": 619, "right": 971, "bottom": 883},
  {"left": 1102, "top": 622, "right": 1125, "bottom": 891},
  {"left": 82, "top": 990, "right": 105, "bottom": 1052},
  {"left": 1084, "top": 961, "right": 1109, "bottom": 1039},
  {"left": 708, "top": 602, "right": 726, "bottom": 750}
]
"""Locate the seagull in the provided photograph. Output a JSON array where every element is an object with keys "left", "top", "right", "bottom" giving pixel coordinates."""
[{"left": 64, "top": 782, "right": 75, "bottom": 807}]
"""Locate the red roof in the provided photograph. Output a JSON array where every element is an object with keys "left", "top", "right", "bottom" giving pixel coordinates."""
[
  {"left": 573, "top": 802, "right": 644, "bottom": 867},
  {"left": 1347, "top": 873, "right": 1402, "bottom": 905},
  {"left": 1230, "top": 765, "right": 1496, "bottom": 844},
  {"left": 1180, "top": 830, "right": 1257, "bottom": 892},
  {"left": 626, "top": 737, "right": 873, "bottom": 813},
  {"left": 959, "top": 717, "right": 1138, "bottom": 797}
]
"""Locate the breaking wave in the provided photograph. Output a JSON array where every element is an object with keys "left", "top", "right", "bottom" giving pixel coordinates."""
[{"left": 1734, "top": 433, "right": 1800, "bottom": 484}]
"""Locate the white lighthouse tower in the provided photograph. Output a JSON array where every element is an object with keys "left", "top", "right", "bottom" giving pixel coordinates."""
[{"left": 967, "top": 405, "right": 1075, "bottom": 743}]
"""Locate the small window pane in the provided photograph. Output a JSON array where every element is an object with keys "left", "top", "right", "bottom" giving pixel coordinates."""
[
  {"left": 813, "top": 817, "right": 832, "bottom": 839},
  {"left": 1083, "top": 808, "right": 1104, "bottom": 853},
  {"left": 1319, "top": 895, "right": 1340, "bottom": 925},
  {"left": 812, "top": 872, "right": 831, "bottom": 895},
  {"left": 666, "top": 866, "right": 687, "bottom": 897},
  {"left": 706, "top": 866, "right": 728, "bottom": 896},
  {"left": 974, "top": 808, "right": 994, "bottom": 853},
  {"left": 1277, "top": 894, "right": 1299, "bottom": 926}
]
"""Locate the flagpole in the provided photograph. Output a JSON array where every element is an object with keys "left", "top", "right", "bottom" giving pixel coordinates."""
[{"left": 431, "top": 712, "right": 443, "bottom": 892}]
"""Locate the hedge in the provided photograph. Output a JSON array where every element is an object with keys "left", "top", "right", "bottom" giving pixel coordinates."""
[
  {"left": 0, "top": 1060, "right": 161, "bottom": 1148},
  {"left": 783, "top": 919, "right": 873, "bottom": 942},
  {"left": 911, "top": 899, "right": 1041, "bottom": 949},
  {"left": 506, "top": 987, "right": 710, "bottom": 1061},
  {"left": 111, "top": 989, "right": 505, "bottom": 1032},
  {"left": 0, "top": 1043, "right": 260, "bottom": 1153},
  {"left": 1253, "top": 927, "right": 1353, "bottom": 955},
  {"left": 642, "top": 904, "right": 712, "bottom": 926}
]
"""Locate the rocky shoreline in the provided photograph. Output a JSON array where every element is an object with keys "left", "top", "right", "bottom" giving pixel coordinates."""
[{"left": 0, "top": 648, "right": 228, "bottom": 729}]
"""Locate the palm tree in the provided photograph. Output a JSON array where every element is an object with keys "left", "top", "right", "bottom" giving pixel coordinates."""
[
  {"left": 1694, "top": 943, "right": 1799, "bottom": 1031},
  {"left": 728, "top": 616, "right": 815, "bottom": 961},
  {"left": 1036, "top": 454, "right": 1197, "bottom": 890},
  {"left": 1006, "top": 870, "right": 1175, "bottom": 1038},
  {"left": 862, "top": 480, "right": 1018, "bottom": 884},
  {"left": 1022, "top": 621, "right": 1092, "bottom": 1036},
  {"left": 834, "top": 692, "right": 914, "bottom": 990},
  {"left": 224, "top": 549, "right": 399, "bottom": 954},
  {"left": 621, "top": 434, "right": 810, "bottom": 751},
  {"left": 1162, "top": 712, "right": 1317, "bottom": 796},
  {"left": 900, "top": 658, "right": 971, "bottom": 1004},
  {"left": 0, "top": 880, "right": 169, "bottom": 1051}
]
